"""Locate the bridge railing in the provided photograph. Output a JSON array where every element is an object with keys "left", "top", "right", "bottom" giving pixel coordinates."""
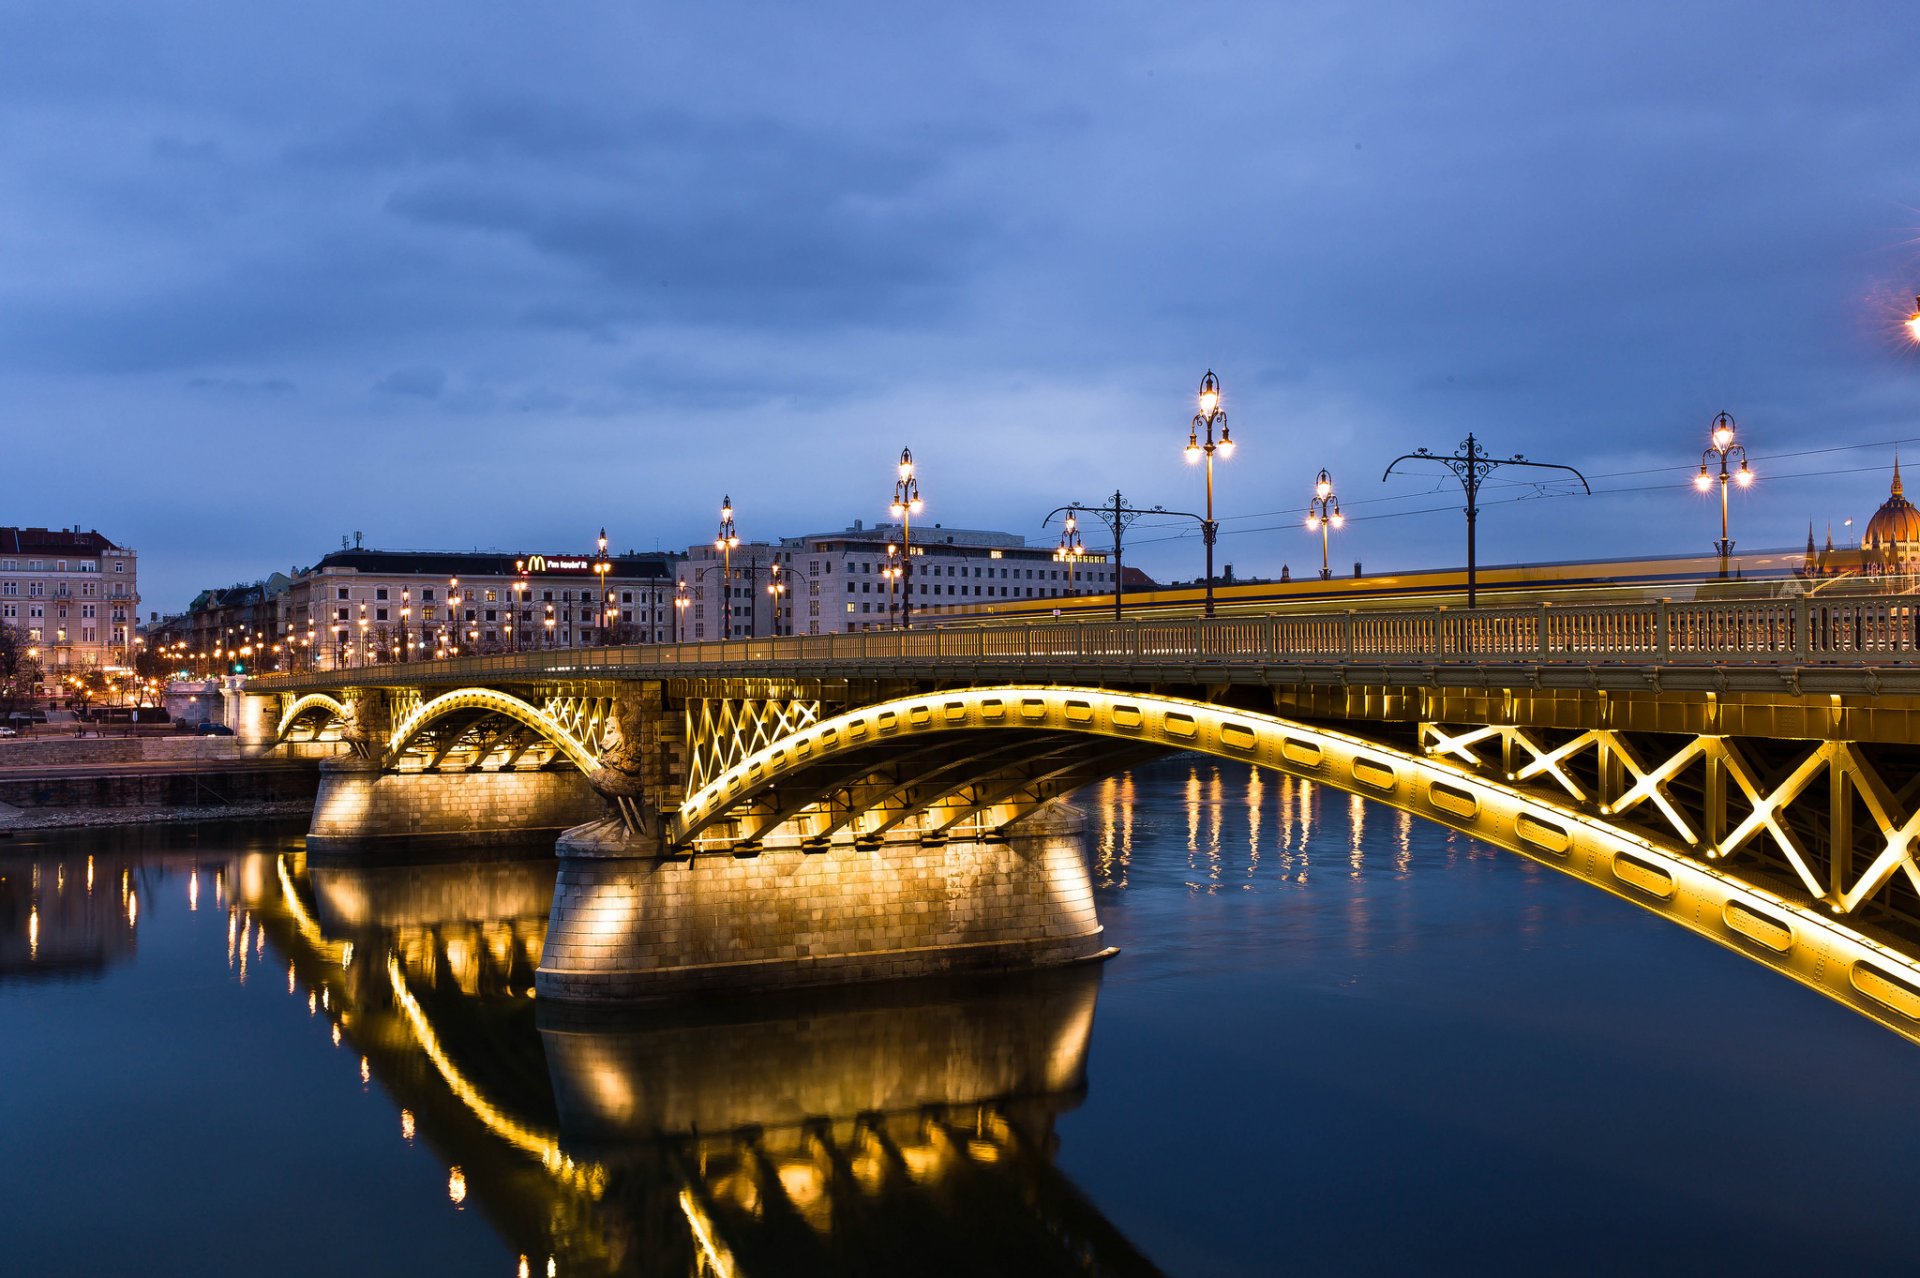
[{"left": 253, "top": 591, "right": 1920, "bottom": 689}]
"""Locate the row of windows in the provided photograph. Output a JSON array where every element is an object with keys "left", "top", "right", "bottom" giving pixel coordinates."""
[
  {"left": 326, "top": 585, "right": 664, "bottom": 604},
  {"left": 811, "top": 560, "right": 1106, "bottom": 581},
  {"left": 0, "top": 581, "right": 128, "bottom": 597},
  {"left": 0, "top": 559, "right": 122, "bottom": 573}
]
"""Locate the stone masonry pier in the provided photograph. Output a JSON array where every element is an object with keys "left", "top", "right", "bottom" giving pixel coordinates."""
[
  {"left": 537, "top": 806, "right": 1106, "bottom": 1002},
  {"left": 306, "top": 758, "right": 605, "bottom": 858}
]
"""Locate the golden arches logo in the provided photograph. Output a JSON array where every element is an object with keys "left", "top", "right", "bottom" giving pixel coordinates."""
[{"left": 525, "top": 554, "right": 547, "bottom": 573}]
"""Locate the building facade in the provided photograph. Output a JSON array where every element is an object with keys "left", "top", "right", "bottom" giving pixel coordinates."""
[
  {"left": 0, "top": 527, "right": 139, "bottom": 680},
  {"left": 780, "top": 521, "right": 1114, "bottom": 635},
  {"left": 147, "top": 576, "right": 292, "bottom": 675},
  {"left": 281, "top": 547, "right": 682, "bottom": 671}
]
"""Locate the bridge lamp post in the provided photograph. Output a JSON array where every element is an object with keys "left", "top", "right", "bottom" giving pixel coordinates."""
[
  {"left": 512, "top": 565, "right": 530, "bottom": 654},
  {"left": 399, "top": 589, "right": 412, "bottom": 665},
  {"left": 357, "top": 605, "right": 369, "bottom": 667},
  {"left": 544, "top": 603, "right": 556, "bottom": 647},
  {"left": 1305, "top": 469, "right": 1344, "bottom": 580},
  {"left": 881, "top": 543, "right": 902, "bottom": 628},
  {"left": 890, "top": 449, "right": 924, "bottom": 629},
  {"left": 715, "top": 497, "right": 739, "bottom": 640},
  {"left": 593, "top": 529, "right": 613, "bottom": 645},
  {"left": 446, "top": 576, "right": 462, "bottom": 659},
  {"left": 1184, "top": 370, "right": 1234, "bottom": 617},
  {"left": 1696, "top": 411, "right": 1753, "bottom": 571},
  {"left": 1054, "top": 513, "right": 1084, "bottom": 593},
  {"left": 766, "top": 561, "right": 786, "bottom": 635},
  {"left": 674, "top": 579, "right": 690, "bottom": 643}
]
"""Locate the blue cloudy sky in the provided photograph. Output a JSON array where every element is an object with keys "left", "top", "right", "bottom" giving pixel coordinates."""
[{"left": 5, "top": 0, "right": 1920, "bottom": 612}]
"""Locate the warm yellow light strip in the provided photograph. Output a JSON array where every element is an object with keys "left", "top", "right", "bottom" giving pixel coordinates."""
[
  {"left": 276, "top": 855, "right": 346, "bottom": 966},
  {"left": 677, "top": 1189, "right": 738, "bottom": 1278},
  {"left": 385, "top": 953, "right": 597, "bottom": 1186}
]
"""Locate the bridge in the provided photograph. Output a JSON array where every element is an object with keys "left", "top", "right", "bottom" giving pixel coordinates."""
[{"left": 242, "top": 592, "right": 1920, "bottom": 1043}]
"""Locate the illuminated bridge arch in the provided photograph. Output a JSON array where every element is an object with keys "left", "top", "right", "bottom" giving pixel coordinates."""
[
  {"left": 383, "top": 687, "right": 602, "bottom": 774},
  {"left": 277, "top": 693, "right": 350, "bottom": 741},
  {"left": 676, "top": 685, "right": 1920, "bottom": 1046}
]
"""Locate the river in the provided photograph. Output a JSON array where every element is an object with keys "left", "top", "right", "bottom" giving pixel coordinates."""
[{"left": 5, "top": 757, "right": 1920, "bottom": 1274}]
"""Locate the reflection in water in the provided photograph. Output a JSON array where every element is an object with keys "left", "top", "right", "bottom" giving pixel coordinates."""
[
  {"left": 1, "top": 843, "right": 141, "bottom": 979},
  {"left": 224, "top": 850, "right": 1159, "bottom": 1276}
]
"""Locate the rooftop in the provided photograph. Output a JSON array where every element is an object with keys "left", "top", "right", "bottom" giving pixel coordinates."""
[{"left": 0, "top": 526, "right": 124, "bottom": 555}]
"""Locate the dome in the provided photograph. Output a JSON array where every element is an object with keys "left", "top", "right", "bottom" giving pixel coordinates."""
[{"left": 1865, "top": 456, "right": 1920, "bottom": 560}]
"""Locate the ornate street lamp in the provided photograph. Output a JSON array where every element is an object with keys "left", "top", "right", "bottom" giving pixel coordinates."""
[
  {"left": 1696, "top": 410, "right": 1754, "bottom": 569},
  {"left": 715, "top": 497, "right": 739, "bottom": 640},
  {"left": 889, "top": 450, "right": 924, "bottom": 628},
  {"left": 766, "top": 561, "right": 786, "bottom": 635},
  {"left": 593, "top": 529, "right": 613, "bottom": 645},
  {"left": 1305, "top": 469, "right": 1344, "bottom": 580},
  {"left": 1054, "top": 512, "right": 1084, "bottom": 593},
  {"left": 881, "top": 542, "right": 903, "bottom": 627},
  {"left": 674, "top": 578, "right": 690, "bottom": 643},
  {"left": 1184, "top": 370, "right": 1235, "bottom": 616}
]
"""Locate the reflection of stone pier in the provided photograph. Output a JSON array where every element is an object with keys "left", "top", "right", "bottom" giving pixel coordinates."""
[{"left": 541, "top": 965, "right": 1164, "bottom": 1276}]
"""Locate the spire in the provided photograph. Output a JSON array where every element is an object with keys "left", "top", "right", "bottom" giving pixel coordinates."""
[
  {"left": 1825, "top": 521, "right": 1834, "bottom": 553},
  {"left": 1806, "top": 522, "right": 1817, "bottom": 553},
  {"left": 1896, "top": 448, "right": 1904, "bottom": 500}
]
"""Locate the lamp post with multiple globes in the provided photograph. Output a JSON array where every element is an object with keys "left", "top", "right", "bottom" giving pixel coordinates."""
[
  {"left": 1305, "top": 469, "right": 1344, "bottom": 580},
  {"left": 766, "top": 561, "right": 786, "bottom": 635},
  {"left": 1696, "top": 411, "right": 1753, "bottom": 570},
  {"left": 1054, "top": 513, "right": 1084, "bottom": 593},
  {"left": 889, "top": 451, "right": 924, "bottom": 629},
  {"left": 715, "top": 498, "right": 740, "bottom": 640},
  {"left": 1184, "top": 370, "right": 1234, "bottom": 617},
  {"left": 881, "top": 543, "right": 903, "bottom": 627}
]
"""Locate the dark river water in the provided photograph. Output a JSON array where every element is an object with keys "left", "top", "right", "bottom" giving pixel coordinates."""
[{"left": 6, "top": 757, "right": 1920, "bottom": 1275}]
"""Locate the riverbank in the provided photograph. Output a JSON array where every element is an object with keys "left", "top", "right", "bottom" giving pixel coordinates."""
[
  {"left": 0, "top": 738, "right": 324, "bottom": 834},
  {"left": 0, "top": 796, "right": 317, "bottom": 834}
]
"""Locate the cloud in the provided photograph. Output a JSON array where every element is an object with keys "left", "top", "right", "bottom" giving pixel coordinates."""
[{"left": 374, "top": 365, "right": 447, "bottom": 398}]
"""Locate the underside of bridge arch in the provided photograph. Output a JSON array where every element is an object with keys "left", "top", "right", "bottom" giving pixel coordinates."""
[
  {"left": 383, "top": 688, "right": 602, "bottom": 774},
  {"left": 278, "top": 693, "right": 349, "bottom": 742},
  {"left": 667, "top": 685, "right": 1920, "bottom": 1045}
]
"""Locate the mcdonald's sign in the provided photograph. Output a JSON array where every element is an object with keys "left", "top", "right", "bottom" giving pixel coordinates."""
[{"left": 520, "top": 554, "right": 595, "bottom": 575}]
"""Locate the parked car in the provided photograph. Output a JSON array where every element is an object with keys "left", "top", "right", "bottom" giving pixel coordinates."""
[
  {"left": 196, "top": 722, "right": 235, "bottom": 736},
  {"left": 0, "top": 726, "right": 17, "bottom": 738}
]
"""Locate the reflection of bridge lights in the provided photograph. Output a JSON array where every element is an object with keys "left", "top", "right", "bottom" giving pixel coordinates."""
[
  {"left": 27, "top": 907, "right": 36, "bottom": 960},
  {"left": 331, "top": 1023, "right": 342, "bottom": 1048},
  {"left": 189, "top": 871, "right": 199, "bottom": 911},
  {"left": 401, "top": 1109, "right": 415, "bottom": 1142},
  {"left": 308, "top": 990, "right": 317, "bottom": 1015},
  {"left": 127, "top": 891, "right": 138, "bottom": 928},
  {"left": 360, "top": 1056, "right": 370, "bottom": 1085},
  {"left": 777, "top": 1161, "right": 825, "bottom": 1207},
  {"left": 287, "top": 963, "right": 296, "bottom": 994},
  {"left": 447, "top": 1166, "right": 467, "bottom": 1207}
]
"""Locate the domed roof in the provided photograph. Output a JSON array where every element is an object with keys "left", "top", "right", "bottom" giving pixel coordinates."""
[{"left": 1865, "top": 456, "right": 1920, "bottom": 548}]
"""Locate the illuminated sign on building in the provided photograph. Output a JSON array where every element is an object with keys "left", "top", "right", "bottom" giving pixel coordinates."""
[{"left": 519, "top": 555, "right": 596, "bottom": 575}]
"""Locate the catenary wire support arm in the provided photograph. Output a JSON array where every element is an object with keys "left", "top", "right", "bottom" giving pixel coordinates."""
[
  {"left": 1382, "top": 433, "right": 1590, "bottom": 608},
  {"left": 1044, "top": 491, "right": 1188, "bottom": 621}
]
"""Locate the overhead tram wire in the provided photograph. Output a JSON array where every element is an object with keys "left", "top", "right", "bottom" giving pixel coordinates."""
[
  {"left": 1121, "top": 455, "right": 1920, "bottom": 550},
  {"left": 1158, "top": 432, "right": 1920, "bottom": 538}
]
